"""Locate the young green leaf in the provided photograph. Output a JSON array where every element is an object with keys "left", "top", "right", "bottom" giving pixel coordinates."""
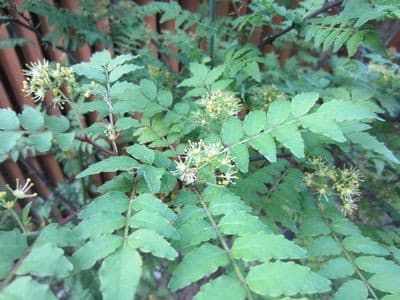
[
  {"left": 290, "top": 92, "right": 319, "bottom": 117},
  {"left": 19, "top": 106, "right": 44, "bottom": 130},
  {"left": 100, "top": 244, "right": 142, "bottom": 300},
  {"left": 168, "top": 243, "right": 229, "bottom": 291},
  {"left": 194, "top": 276, "right": 246, "bottom": 300},
  {"left": 129, "top": 228, "right": 178, "bottom": 260},
  {"left": 243, "top": 110, "right": 266, "bottom": 136},
  {"left": 246, "top": 261, "right": 331, "bottom": 297},
  {"left": 221, "top": 117, "right": 243, "bottom": 145},
  {"left": 231, "top": 232, "right": 307, "bottom": 262},
  {"left": 76, "top": 156, "right": 140, "bottom": 178},
  {"left": 0, "top": 108, "right": 20, "bottom": 130},
  {"left": 71, "top": 235, "right": 123, "bottom": 271},
  {"left": 126, "top": 144, "right": 155, "bottom": 165},
  {"left": 17, "top": 243, "right": 73, "bottom": 278}
]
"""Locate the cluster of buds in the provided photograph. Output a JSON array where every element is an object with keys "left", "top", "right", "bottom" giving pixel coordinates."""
[
  {"left": 104, "top": 121, "right": 119, "bottom": 142},
  {"left": 0, "top": 191, "right": 13, "bottom": 209},
  {"left": 147, "top": 65, "right": 171, "bottom": 85},
  {"left": 247, "top": 85, "right": 287, "bottom": 110},
  {"left": 304, "top": 158, "right": 362, "bottom": 216},
  {"left": 1, "top": 178, "right": 37, "bottom": 209},
  {"left": 22, "top": 60, "right": 76, "bottom": 108},
  {"left": 368, "top": 63, "right": 400, "bottom": 82},
  {"left": 195, "top": 90, "right": 242, "bottom": 126},
  {"left": 262, "top": 85, "right": 287, "bottom": 108},
  {"left": 84, "top": 81, "right": 99, "bottom": 99},
  {"left": 172, "top": 140, "right": 237, "bottom": 186}
]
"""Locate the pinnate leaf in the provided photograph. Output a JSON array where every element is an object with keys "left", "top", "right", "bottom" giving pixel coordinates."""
[
  {"left": 246, "top": 261, "right": 331, "bottom": 297},
  {"left": 100, "top": 244, "right": 142, "bottom": 300},
  {"left": 168, "top": 243, "right": 229, "bottom": 291}
]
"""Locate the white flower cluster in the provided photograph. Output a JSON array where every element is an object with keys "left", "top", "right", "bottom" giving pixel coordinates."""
[
  {"left": 22, "top": 60, "right": 76, "bottom": 107},
  {"left": 172, "top": 140, "right": 237, "bottom": 186},
  {"left": 195, "top": 90, "right": 242, "bottom": 126}
]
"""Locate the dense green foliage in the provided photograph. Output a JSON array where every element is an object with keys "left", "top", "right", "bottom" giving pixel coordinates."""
[{"left": 1, "top": 0, "right": 400, "bottom": 299}]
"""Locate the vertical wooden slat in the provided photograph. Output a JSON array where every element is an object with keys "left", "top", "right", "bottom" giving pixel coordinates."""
[
  {"left": 136, "top": 0, "right": 158, "bottom": 56},
  {"left": 60, "top": 0, "right": 92, "bottom": 62},
  {"left": 10, "top": 0, "right": 44, "bottom": 61},
  {"left": 0, "top": 27, "right": 34, "bottom": 107},
  {"left": 38, "top": 0, "right": 64, "bottom": 62},
  {"left": 96, "top": 18, "right": 113, "bottom": 54},
  {"left": 161, "top": 19, "right": 180, "bottom": 72},
  {"left": 217, "top": 0, "right": 231, "bottom": 17}
]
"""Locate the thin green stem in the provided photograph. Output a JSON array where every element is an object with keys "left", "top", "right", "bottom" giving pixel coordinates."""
[
  {"left": 10, "top": 208, "right": 26, "bottom": 234},
  {"left": 124, "top": 180, "right": 137, "bottom": 243},
  {"left": 104, "top": 66, "right": 118, "bottom": 154},
  {"left": 192, "top": 188, "right": 254, "bottom": 300}
]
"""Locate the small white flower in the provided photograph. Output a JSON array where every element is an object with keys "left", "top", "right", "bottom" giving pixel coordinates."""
[
  {"left": 6, "top": 178, "right": 37, "bottom": 200},
  {"left": 23, "top": 60, "right": 50, "bottom": 79},
  {"left": 172, "top": 161, "right": 198, "bottom": 184}
]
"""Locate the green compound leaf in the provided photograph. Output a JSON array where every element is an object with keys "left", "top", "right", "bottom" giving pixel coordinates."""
[
  {"left": 266, "top": 100, "right": 291, "bottom": 127},
  {"left": 307, "top": 236, "right": 342, "bottom": 257},
  {"left": 368, "top": 273, "right": 400, "bottom": 294},
  {"left": 347, "top": 132, "right": 399, "bottom": 164},
  {"left": 248, "top": 133, "right": 277, "bottom": 163},
  {"left": 44, "top": 114, "right": 70, "bottom": 133},
  {"left": 73, "top": 212, "right": 125, "bottom": 239},
  {"left": 176, "top": 218, "right": 216, "bottom": 249},
  {"left": 317, "top": 100, "right": 377, "bottom": 122},
  {"left": 0, "top": 131, "right": 21, "bottom": 155},
  {"left": 272, "top": 124, "right": 304, "bottom": 158},
  {"left": 19, "top": 106, "right": 44, "bottom": 130},
  {"left": 290, "top": 92, "right": 319, "bottom": 117},
  {"left": 17, "top": 243, "right": 73, "bottom": 278},
  {"left": 243, "top": 110, "right": 266, "bottom": 136},
  {"left": 77, "top": 156, "right": 140, "bottom": 178},
  {"left": 354, "top": 256, "right": 400, "bottom": 274},
  {"left": 230, "top": 144, "right": 249, "bottom": 173},
  {"left": 140, "top": 165, "right": 165, "bottom": 193},
  {"left": 301, "top": 113, "right": 346, "bottom": 142},
  {"left": 0, "top": 230, "right": 27, "bottom": 279},
  {"left": 133, "top": 193, "right": 176, "bottom": 221},
  {"left": 194, "top": 275, "right": 246, "bottom": 300},
  {"left": 218, "top": 211, "right": 271, "bottom": 236},
  {"left": 71, "top": 234, "right": 123, "bottom": 271},
  {"left": 231, "top": 232, "right": 306, "bottom": 262},
  {"left": 29, "top": 131, "right": 53, "bottom": 152},
  {"left": 343, "top": 236, "right": 390, "bottom": 256},
  {"left": 319, "top": 257, "right": 355, "bottom": 279},
  {"left": 168, "top": 243, "right": 229, "bottom": 291},
  {"left": 78, "top": 192, "right": 130, "bottom": 218},
  {"left": 0, "top": 276, "right": 57, "bottom": 300},
  {"left": 333, "top": 279, "right": 368, "bottom": 300},
  {"left": 130, "top": 210, "right": 177, "bottom": 239},
  {"left": 100, "top": 244, "right": 142, "bottom": 300},
  {"left": 125, "top": 144, "right": 155, "bottom": 165},
  {"left": 222, "top": 117, "right": 243, "bottom": 145},
  {"left": 246, "top": 261, "right": 331, "bottom": 297},
  {"left": 129, "top": 228, "right": 178, "bottom": 260},
  {"left": 0, "top": 108, "right": 20, "bottom": 130},
  {"left": 208, "top": 192, "right": 251, "bottom": 216}
]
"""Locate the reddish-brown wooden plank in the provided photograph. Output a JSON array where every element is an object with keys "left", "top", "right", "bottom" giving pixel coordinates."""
[{"left": 136, "top": 0, "right": 158, "bottom": 56}]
